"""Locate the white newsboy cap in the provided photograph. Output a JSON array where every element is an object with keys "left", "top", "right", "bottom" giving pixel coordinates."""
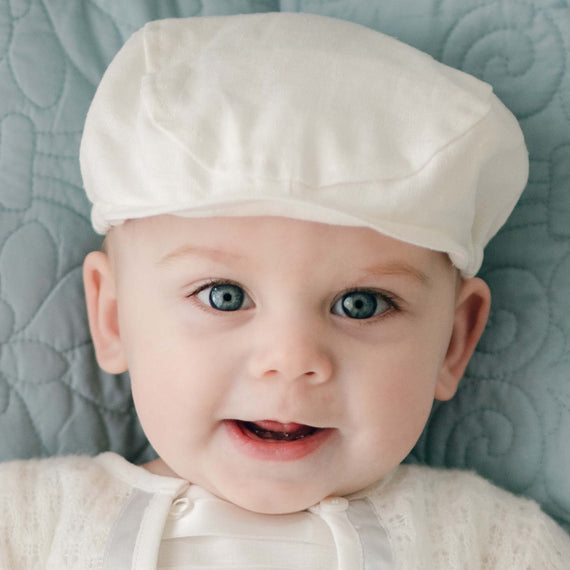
[{"left": 80, "top": 12, "right": 528, "bottom": 277}]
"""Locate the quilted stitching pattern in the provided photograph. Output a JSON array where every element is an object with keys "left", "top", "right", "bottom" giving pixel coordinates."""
[{"left": 0, "top": 0, "right": 569, "bottom": 530}]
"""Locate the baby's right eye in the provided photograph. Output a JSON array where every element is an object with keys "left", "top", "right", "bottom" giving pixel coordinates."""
[{"left": 195, "top": 282, "right": 253, "bottom": 312}]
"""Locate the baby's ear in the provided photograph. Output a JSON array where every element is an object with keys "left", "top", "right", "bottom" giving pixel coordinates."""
[
  {"left": 83, "top": 251, "right": 128, "bottom": 374},
  {"left": 435, "top": 277, "right": 491, "bottom": 401}
]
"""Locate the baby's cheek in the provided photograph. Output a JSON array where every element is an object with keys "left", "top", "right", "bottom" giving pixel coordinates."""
[{"left": 354, "top": 368, "right": 434, "bottom": 445}]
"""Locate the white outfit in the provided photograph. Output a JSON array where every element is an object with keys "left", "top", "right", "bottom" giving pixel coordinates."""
[{"left": 0, "top": 452, "right": 568, "bottom": 569}]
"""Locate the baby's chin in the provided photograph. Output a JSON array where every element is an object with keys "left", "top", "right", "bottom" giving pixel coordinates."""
[{"left": 212, "top": 475, "right": 374, "bottom": 515}]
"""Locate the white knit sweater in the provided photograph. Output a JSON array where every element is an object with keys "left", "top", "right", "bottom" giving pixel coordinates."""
[{"left": 0, "top": 452, "right": 568, "bottom": 569}]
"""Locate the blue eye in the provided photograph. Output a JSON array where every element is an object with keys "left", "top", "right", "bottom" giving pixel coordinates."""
[
  {"left": 196, "top": 282, "right": 250, "bottom": 311},
  {"left": 332, "top": 290, "right": 392, "bottom": 319}
]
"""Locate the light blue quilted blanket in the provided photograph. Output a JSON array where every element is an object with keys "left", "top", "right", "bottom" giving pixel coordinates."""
[{"left": 1, "top": 0, "right": 569, "bottom": 531}]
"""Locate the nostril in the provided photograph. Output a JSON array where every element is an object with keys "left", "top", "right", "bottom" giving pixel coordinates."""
[{"left": 260, "top": 369, "right": 320, "bottom": 381}]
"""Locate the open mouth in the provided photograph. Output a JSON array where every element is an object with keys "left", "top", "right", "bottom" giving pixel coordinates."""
[
  {"left": 226, "top": 419, "right": 332, "bottom": 461},
  {"left": 239, "top": 420, "right": 320, "bottom": 442}
]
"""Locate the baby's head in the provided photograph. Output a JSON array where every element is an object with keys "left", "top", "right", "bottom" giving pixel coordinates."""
[{"left": 80, "top": 13, "right": 528, "bottom": 514}]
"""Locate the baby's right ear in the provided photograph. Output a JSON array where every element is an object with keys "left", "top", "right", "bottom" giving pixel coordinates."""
[{"left": 83, "top": 251, "right": 128, "bottom": 374}]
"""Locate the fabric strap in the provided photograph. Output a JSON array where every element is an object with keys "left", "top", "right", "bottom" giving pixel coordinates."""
[
  {"left": 103, "top": 488, "right": 154, "bottom": 569},
  {"left": 346, "top": 498, "right": 394, "bottom": 569}
]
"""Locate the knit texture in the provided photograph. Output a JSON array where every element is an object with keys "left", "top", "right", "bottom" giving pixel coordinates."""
[
  {"left": 365, "top": 465, "right": 570, "bottom": 569},
  {"left": 0, "top": 455, "right": 131, "bottom": 569}
]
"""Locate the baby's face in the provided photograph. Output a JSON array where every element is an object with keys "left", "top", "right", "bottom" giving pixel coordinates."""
[{"left": 102, "top": 215, "right": 467, "bottom": 513}]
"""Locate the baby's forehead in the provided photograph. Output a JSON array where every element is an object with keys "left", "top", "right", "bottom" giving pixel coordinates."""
[{"left": 108, "top": 215, "right": 451, "bottom": 278}]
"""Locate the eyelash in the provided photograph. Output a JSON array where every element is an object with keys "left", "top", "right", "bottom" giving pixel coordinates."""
[
  {"left": 186, "top": 279, "right": 401, "bottom": 319},
  {"left": 335, "top": 287, "right": 401, "bottom": 312},
  {"left": 189, "top": 279, "right": 239, "bottom": 295}
]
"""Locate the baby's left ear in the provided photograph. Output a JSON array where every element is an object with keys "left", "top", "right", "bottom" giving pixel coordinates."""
[{"left": 435, "top": 277, "right": 491, "bottom": 401}]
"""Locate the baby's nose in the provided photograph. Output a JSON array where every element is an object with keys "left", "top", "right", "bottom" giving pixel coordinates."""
[{"left": 247, "top": 317, "right": 333, "bottom": 384}]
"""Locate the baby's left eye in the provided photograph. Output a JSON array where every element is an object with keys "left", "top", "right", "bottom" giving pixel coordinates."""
[{"left": 331, "top": 290, "right": 393, "bottom": 319}]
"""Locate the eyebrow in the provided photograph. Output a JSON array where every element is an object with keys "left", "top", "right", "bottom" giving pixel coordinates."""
[
  {"left": 157, "top": 246, "right": 429, "bottom": 284},
  {"left": 361, "top": 261, "right": 430, "bottom": 285},
  {"left": 157, "top": 245, "right": 243, "bottom": 266}
]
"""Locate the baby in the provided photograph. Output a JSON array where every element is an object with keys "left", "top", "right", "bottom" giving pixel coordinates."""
[{"left": 2, "top": 11, "right": 570, "bottom": 569}]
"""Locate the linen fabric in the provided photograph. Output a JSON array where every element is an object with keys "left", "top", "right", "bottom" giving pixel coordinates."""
[
  {"left": 79, "top": 12, "right": 528, "bottom": 277},
  {"left": 0, "top": 453, "right": 568, "bottom": 569}
]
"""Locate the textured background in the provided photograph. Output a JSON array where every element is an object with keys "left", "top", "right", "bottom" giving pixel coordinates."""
[{"left": 0, "top": 0, "right": 569, "bottom": 530}]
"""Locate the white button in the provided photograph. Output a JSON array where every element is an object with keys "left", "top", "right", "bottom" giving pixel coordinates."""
[
  {"left": 320, "top": 496, "right": 349, "bottom": 513},
  {"left": 169, "top": 497, "right": 193, "bottom": 518}
]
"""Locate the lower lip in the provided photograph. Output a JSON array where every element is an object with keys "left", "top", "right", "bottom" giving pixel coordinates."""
[{"left": 224, "top": 420, "right": 333, "bottom": 461}]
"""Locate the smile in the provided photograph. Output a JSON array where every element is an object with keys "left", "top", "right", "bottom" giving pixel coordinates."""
[{"left": 225, "top": 419, "right": 333, "bottom": 461}]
